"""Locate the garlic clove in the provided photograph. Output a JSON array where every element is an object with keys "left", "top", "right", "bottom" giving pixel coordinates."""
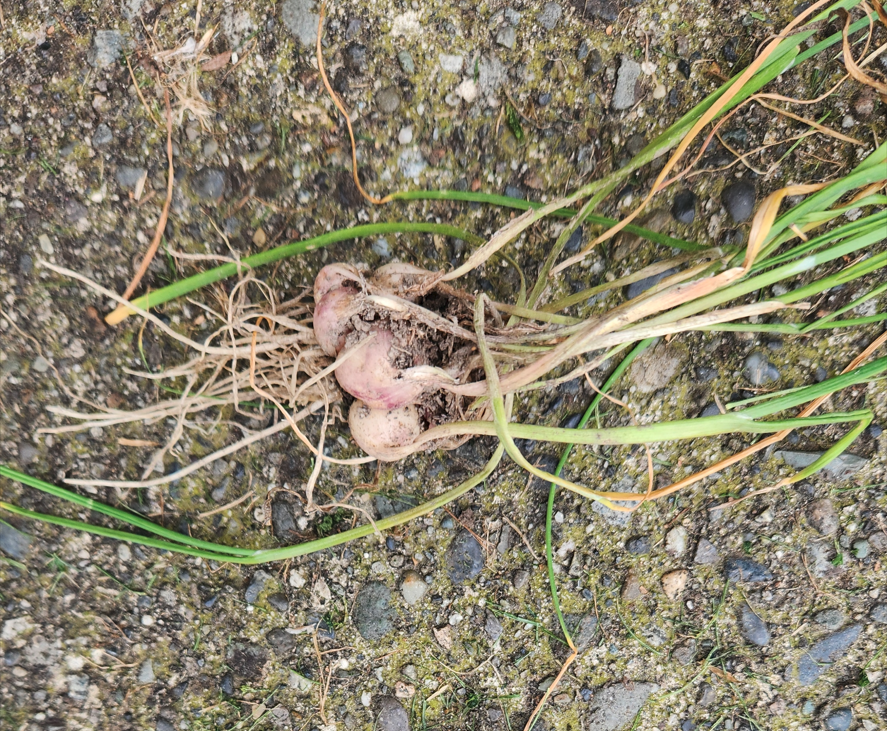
[
  {"left": 348, "top": 399, "right": 422, "bottom": 462},
  {"left": 334, "top": 328, "right": 427, "bottom": 410}
]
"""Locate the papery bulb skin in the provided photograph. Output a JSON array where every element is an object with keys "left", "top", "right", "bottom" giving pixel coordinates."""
[
  {"left": 313, "top": 286, "right": 361, "bottom": 356},
  {"left": 371, "top": 262, "right": 433, "bottom": 300},
  {"left": 313, "top": 263, "right": 363, "bottom": 304}
]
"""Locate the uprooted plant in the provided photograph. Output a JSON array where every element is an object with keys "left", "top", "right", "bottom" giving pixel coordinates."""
[
  {"left": 2, "top": 0, "right": 886, "bottom": 556},
  {"left": 1, "top": 0, "right": 886, "bottom": 725}
]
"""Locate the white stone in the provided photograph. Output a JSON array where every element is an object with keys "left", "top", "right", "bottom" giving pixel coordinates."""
[
  {"left": 38, "top": 234, "right": 53, "bottom": 254},
  {"left": 455, "top": 79, "right": 478, "bottom": 103},
  {"left": 665, "top": 526, "right": 687, "bottom": 556},
  {"left": 398, "top": 126, "right": 413, "bottom": 145},
  {"left": 1, "top": 617, "right": 34, "bottom": 640},
  {"left": 439, "top": 54, "right": 464, "bottom": 73},
  {"left": 289, "top": 571, "right": 307, "bottom": 588}
]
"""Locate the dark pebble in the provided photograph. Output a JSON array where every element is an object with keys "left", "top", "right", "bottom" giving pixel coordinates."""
[
  {"left": 267, "top": 593, "right": 289, "bottom": 613},
  {"left": 722, "top": 180, "right": 756, "bottom": 223},
  {"left": 376, "top": 696, "right": 410, "bottom": 731},
  {"left": 671, "top": 189, "right": 697, "bottom": 224},
  {"left": 626, "top": 266, "right": 680, "bottom": 300},
  {"left": 565, "top": 226, "right": 584, "bottom": 253},
  {"left": 723, "top": 40, "right": 737, "bottom": 63},
  {"left": 266, "top": 628, "right": 297, "bottom": 656},
  {"left": 353, "top": 581, "right": 393, "bottom": 641},
  {"left": 724, "top": 557, "right": 773, "bottom": 583},
  {"left": 191, "top": 168, "right": 226, "bottom": 201},
  {"left": 784, "top": 624, "right": 862, "bottom": 685},
  {"left": 739, "top": 603, "right": 770, "bottom": 646},
  {"left": 271, "top": 498, "right": 299, "bottom": 540},
  {"left": 678, "top": 59, "right": 691, "bottom": 78},
  {"left": 626, "top": 535, "right": 652, "bottom": 555},
  {"left": 445, "top": 530, "right": 485, "bottom": 584},
  {"left": 0, "top": 522, "right": 32, "bottom": 560},
  {"left": 878, "top": 683, "right": 887, "bottom": 703},
  {"left": 823, "top": 708, "right": 852, "bottom": 731}
]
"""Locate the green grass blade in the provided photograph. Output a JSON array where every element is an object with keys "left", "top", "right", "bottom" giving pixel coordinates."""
[
  {"left": 0, "top": 465, "right": 257, "bottom": 557},
  {"left": 120, "top": 222, "right": 484, "bottom": 316}
]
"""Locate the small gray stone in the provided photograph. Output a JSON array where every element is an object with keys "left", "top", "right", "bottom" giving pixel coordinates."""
[
  {"left": 496, "top": 26, "right": 517, "bottom": 49},
  {"left": 672, "top": 640, "right": 697, "bottom": 665},
  {"left": 245, "top": 570, "right": 272, "bottom": 604},
  {"left": 156, "top": 721, "right": 175, "bottom": 731},
  {"left": 698, "top": 683, "right": 716, "bottom": 707},
  {"left": 485, "top": 611, "right": 503, "bottom": 642},
  {"left": 65, "top": 200, "right": 89, "bottom": 222},
  {"left": 722, "top": 180, "right": 756, "bottom": 223},
  {"left": 376, "top": 696, "right": 410, "bottom": 731},
  {"left": 629, "top": 341, "right": 683, "bottom": 394},
  {"left": 191, "top": 168, "right": 226, "bottom": 201},
  {"left": 870, "top": 603, "right": 887, "bottom": 623},
  {"left": 397, "top": 51, "right": 415, "bottom": 74},
  {"left": 694, "top": 538, "right": 720, "bottom": 565},
  {"left": 852, "top": 539, "right": 869, "bottom": 559},
  {"left": 513, "top": 569, "right": 530, "bottom": 589},
  {"left": 18, "top": 442, "right": 39, "bottom": 465},
  {"left": 400, "top": 571, "right": 428, "bottom": 606},
  {"left": 281, "top": 0, "right": 319, "bottom": 46},
  {"left": 784, "top": 624, "right": 861, "bottom": 686},
  {"left": 397, "top": 148, "right": 426, "bottom": 180},
  {"left": 122, "top": 0, "right": 144, "bottom": 21},
  {"left": 0, "top": 522, "right": 32, "bottom": 560},
  {"left": 92, "top": 124, "right": 113, "bottom": 147},
  {"left": 778, "top": 452, "right": 869, "bottom": 481},
  {"left": 354, "top": 581, "right": 393, "bottom": 640},
  {"left": 724, "top": 557, "right": 773, "bottom": 583},
  {"left": 625, "top": 535, "right": 651, "bottom": 554},
  {"left": 569, "top": 614, "right": 599, "bottom": 653},
  {"left": 739, "top": 603, "right": 770, "bottom": 646},
  {"left": 445, "top": 530, "right": 485, "bottom": 584},
  {"left": 878, "top": 683, "right": 887, "bottom": 703},
  {"left": 807, "top": 498, "right": 839, "bottom": 535},
  {"left": 89, "top": 30, "right": 124, "bottom": 69},
  {"left": 372, "top": 237, "right": 392, "bottom": 257},
  {"left": 585, "top": 682, "right": 658, "bottom": 731},
  {"left": 823, "top": 708, "right": 852, "bottom": 731},
  {"left": 538, "top": 2, "right": 563, "bottom": 30},
  {"left": 267, "top": 593, "right": 289, "bottom": 613},
  {"left": 376, "top": 87, "right": 402, "bottom": 114},
  {"left": 116, "top": 166, "right": 146, "bottom": 188},
  {"left": 813, "top": 608, "right": 845, "bottom": 631},
  {"left": 68, "top": 674, "right": 90, "bottom": 702},
  {"left": 807, "top": 542, "right": 835, "bottom": 579},
  {"left": 31, "top": 356, "right": 51, "bottom": 373},
  {"left": 585, "top": 48, "right": 604, "bottom": 76},
  {"left": 478, "top": 55, "right": 506, "bottom": 101},
  {"left": 266, "top": 628, "right": 297, "bottom": 655},
  {"left": 612, "top": 57, "right": 641, "bottom": 110},
  {"left": 439, "top": 54, "right": 464, "bottom": 73},
  {"left": 743, "top": 352, "right": 779, "bottom": 386},
  {"left": 505, "top": 8, "right": 522, "bottom": 24},
  {"left": 137, "top": 659, "right": 155, "bottom": 684}
]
